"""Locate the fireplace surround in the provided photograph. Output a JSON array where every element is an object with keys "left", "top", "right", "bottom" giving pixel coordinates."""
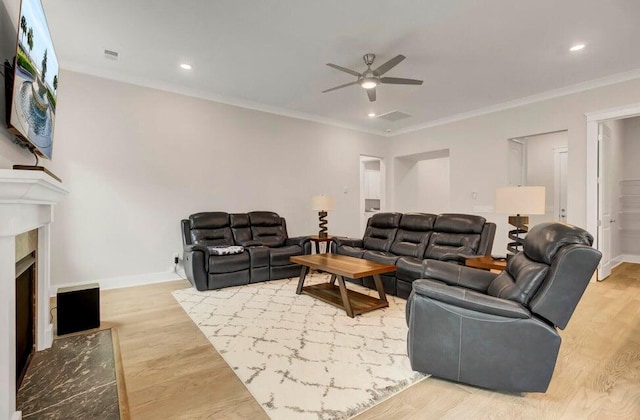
[{"left": 0, "top": 169, "right": 68, "bottom": 420}]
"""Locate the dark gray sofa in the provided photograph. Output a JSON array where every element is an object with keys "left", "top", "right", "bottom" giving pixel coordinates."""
[
  {"left": 331, "top": 212, "right": 496, "bottom": 298},
  {"left": 405, "top": 222, "right": 601, "bottom": 392},
  {"left": 181, "top": 211, "right": 311, "bottom": 291}
]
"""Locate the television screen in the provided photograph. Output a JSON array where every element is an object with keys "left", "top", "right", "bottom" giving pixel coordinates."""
[{"left": 9, "top": 0, "right": 58, "bottom": 159}]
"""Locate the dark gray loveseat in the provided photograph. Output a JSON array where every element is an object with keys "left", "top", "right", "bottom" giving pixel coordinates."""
[
  {"left": 181, "top": 211, "right": 311, "bottom": 291},
  {"left": 331, "top": 212, "right": 496, "bottom": 298}
]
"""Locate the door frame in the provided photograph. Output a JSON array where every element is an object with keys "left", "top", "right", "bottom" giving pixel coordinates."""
[
  {"left": 585, "top": 102, "right": 640, "bottom": 279},
  {"left": 553, "top": 146, "right": 568, "bottom": 222}
]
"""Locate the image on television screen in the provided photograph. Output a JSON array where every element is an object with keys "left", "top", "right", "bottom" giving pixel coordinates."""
[{"left": 10, "top": 0, "right": 59, "bottom": 159}]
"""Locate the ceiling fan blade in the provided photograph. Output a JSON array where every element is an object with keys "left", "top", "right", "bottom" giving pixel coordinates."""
[
  {"left": 322, "top": 81, "right": 359, "bottom": 93},
  {"left": 326, "top": 63, "right": 361, "bottom": 77},
  {"left": 381, "top": 77, "right": 423, "bottom": 85},
  {"left": 367, "top": 88, "right": 376, "bottom": 102},
  {"left": 373, "top": 55, "right": 406, "bottom": 75}
]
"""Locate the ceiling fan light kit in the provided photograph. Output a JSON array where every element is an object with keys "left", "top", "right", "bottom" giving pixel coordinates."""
[{"left": 323, "top": 53, "right": 423, "bottom": 102}]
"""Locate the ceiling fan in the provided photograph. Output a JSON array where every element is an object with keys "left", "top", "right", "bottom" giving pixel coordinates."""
[{"left": 323, "top": 53, "right": 423, "bottom": 102}]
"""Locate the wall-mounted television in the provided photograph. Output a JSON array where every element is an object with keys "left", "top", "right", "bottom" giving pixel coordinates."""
[{"left": 5, "top": 0, "right": 58, "bottom": 160}]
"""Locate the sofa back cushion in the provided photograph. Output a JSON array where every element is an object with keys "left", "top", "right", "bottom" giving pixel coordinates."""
[
  {"left": 230, "top": 213, "right": 252, "bottom": 243},
  {"left": 390, "top": 213, "right": 436, "bottom": 257},
  {"left": 425, "top": 214, "right": 486, "bottom": 259},
  {"left": 189, "top": 212, "right": 234, "bottom": 246},
  {"left": 363, "top": 212, "right": 401, "bottom": 252},
  {"left": 248, "top": 211, "right": 287, "bottom": 247},
  {"left": 487, "top": 252, "right": 549, "bottom": 305}
]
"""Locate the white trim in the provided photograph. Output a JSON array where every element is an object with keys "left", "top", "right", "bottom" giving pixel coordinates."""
[
  {"left": 619, "top": 254, "right": 640, "bottom": 264},
  {"left": 585, "top": 102, "right": 640, "bottom": 280},
  {"left": 60, "top": 62, "right": 383, "bottom": 137},
  {"left": 62, "top": 62, "right": 640, "bottom": 139},
  {"left": 50, "top": 270, "right": 185, "bottom": 297},
  {"left": 390, "top": 68, "right": 640, "bottom": 136},
  {"left": 554, "top": 147, "right": 568, "bottom": 222},
  {"left": 612, "top": 256, "right": 625, "bottom": 270},
  {"left": 12, "top": 411, "right": 22, "bottom": 420}
]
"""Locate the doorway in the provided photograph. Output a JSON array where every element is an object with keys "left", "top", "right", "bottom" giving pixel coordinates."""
[
  {"left": 393, "top": 149, "right": 450, "bottom": 215},
  {"left": 586, "top": 103, "right": 640, "bottom": 281},
  {"left": 360, "top": 155, "right": 384, "bottom": 235},
  {"left": 507, "top": 131, "right": 568, "bottom": 225}
]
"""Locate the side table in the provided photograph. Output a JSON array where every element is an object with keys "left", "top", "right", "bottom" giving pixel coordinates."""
[
  {"left": 310, "top": 235, "right": 333, "bottom": 254},
  {"left": 464, "top": 255, "right": 507, "bottom": 272}
]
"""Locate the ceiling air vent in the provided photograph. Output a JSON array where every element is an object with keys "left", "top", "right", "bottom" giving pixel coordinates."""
[
  {"left": 103, "top": 49, "right": 119, "bottom": 60},
  {"left": 376, "top": 110, "right": 412, "bottom": 122}
]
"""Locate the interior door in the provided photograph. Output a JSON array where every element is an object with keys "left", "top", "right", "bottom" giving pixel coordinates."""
[{"left": 598, "top": 123, "right": 612, "bottom": 280}]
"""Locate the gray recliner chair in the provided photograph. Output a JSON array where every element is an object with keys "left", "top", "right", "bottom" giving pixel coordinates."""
[{"left": 406, "top": 222, "right": 602, "bottom": 393}]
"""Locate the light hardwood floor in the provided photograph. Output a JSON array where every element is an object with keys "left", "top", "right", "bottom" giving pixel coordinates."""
[{"left": 98, "top": 263, "right": 640, "bottom": 419}]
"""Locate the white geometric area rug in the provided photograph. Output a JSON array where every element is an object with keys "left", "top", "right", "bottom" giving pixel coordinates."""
[{"left": 172, "top": 273, "right": 426, "bottom": 419}]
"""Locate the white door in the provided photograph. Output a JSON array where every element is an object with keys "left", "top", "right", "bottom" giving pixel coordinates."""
[
  {"left": 554, "top": 148, "right": 568, "bottom": 222},
  {"left": 508, "top": 140, "right": 526, "bottom": 186},
  {"left": 598, "top": 124, "right": 612, "bottom": 280}
]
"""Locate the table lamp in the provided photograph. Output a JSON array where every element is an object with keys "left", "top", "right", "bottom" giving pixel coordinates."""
[
  {"left": 494, "top": 186, "right": 545, "bottom": 255},
  {"left": 311, "top": 195, "right": 335, "bottom": 238}
]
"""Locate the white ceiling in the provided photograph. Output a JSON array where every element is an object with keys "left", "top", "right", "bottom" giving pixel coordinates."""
[{"left": 42, "top": 0, "right": 640, "bottom": 135}]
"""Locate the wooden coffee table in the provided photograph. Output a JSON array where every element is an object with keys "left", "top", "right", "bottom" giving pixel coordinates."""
[{"left": 290, "top": 253, "right": 396, "bottom": 318}]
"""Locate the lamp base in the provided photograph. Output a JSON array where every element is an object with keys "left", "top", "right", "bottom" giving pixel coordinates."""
[
  {"left": 506, "top": 215, "right": 529, "bottom": 255},
  {"left": 318, "top": 211, "right": 328, "bottom": 238}
]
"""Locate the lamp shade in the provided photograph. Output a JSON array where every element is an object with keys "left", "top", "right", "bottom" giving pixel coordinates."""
[
  {"left": 495, "top": 186, "right": 546, "bottom": 215},
  {"left": 311, "top": 195, "right": 335, "bottom": 211}
]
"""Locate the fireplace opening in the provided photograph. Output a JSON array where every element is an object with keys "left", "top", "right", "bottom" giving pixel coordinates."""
[{"left": 16, "top": 252, "right": 36, "bottom": 388}]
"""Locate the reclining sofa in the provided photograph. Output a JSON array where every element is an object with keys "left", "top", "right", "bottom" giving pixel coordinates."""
[
  {"left": 406, "top": 222, "right": 601, "bottom": 392},
  {"left": 331, "top": 212, "right": 496, "bottom": 298},
  {"left": 181, "top": 211, "right": 311, "bottom": 291}
]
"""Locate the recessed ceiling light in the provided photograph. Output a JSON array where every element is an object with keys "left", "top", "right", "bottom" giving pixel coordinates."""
[
  {"left": 180, "top": 63, "right": 192, "bottom": 70},
  {"left": 368, "top": 112, "right": 376, "bottom": 118},
  {"left": 569, "top": 44, "right": 586, "bottom": 52}
]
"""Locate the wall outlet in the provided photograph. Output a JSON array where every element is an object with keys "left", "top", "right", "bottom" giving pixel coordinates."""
[{"left": 173, "top": 252, "right": 180, "bottom": 264}]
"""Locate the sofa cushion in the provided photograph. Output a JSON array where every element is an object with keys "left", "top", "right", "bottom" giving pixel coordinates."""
[
  {"left": 523, "top": 222, "right": 593, "bottom": 265},
  {"left": 396, "top": 256, "right": 424, "bottom": 282},
  {"left": 434, "top": 214, "right": 486, "bottom": 234},
  {"left": 389, "top": 213, "right": 436, "bottom": 258},
  {"left": 425, "top": 232, "right": 481, "bottom": 260},
  {"left": 363, "top": 250, "right": 400, "bottom": 266},
  {"left": 337, "top": 245, "right": 365, "bottom": 259},
  {"left": 399, "top": 213, "right": 437, "bottom": 231},
  {"left": 208, "top": 251, "right": 250, "bottom": 274},
  {"left": 230, "top": 213, "right": 252, "bottom": 244},
  {"left": 368, "top": 212, "right": 403, "bottom": 229},
  {"left": 487, "top": 252, "right": 549, "bottom": 304},
  {"left": 269, "top": 245, "right": 304, "bottom": 266},
  {"left": 189, "top": 212, "right": 234, "bottom": 246},
  {"left": 248, "top": 211, "right": 287, "bottom": 247}
]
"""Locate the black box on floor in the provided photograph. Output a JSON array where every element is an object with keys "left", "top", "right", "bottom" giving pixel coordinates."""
[{"left": 56, "top": 283, "right": 100, "bottom": 335}]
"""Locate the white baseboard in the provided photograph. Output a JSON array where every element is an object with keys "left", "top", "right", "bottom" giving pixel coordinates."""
[
  {"left": 619, "top": 254, "right": 640, "bottom": 264},
  {"left": 12, "top": 411, "right": 22, "bottom": 420},
  {"left": 50, "top": 269, "right": 186, "bottom": 297}
]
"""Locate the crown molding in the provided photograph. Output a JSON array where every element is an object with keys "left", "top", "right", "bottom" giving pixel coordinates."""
[
  {"left": 60, "top": 61, "right": 640, "bottom": 139},
  {"left": 389, "top": 68, "right": 640, "bottom": 137},
  {"left": 60, "top": 61, "right": 386, "bottom": 137}
]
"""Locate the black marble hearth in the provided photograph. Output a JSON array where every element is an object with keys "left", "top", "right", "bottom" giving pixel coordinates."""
[{"left": 16, "top": 329, "right": 121, "bottom": 419}]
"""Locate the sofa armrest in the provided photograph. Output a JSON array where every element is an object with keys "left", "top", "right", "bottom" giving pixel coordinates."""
[
  {"left": 421, "top": 259, "right": 497, "bottom": 292},
  {"left": 182, "top": 245, "right": 209, "bottom": 291},
  {"left": 332, "top": 237, "right": 363, "bottom": 248},
  {"left": 412, "top": 279, "right": 531, "bottom": 319},
  {"left": 286, "top": 236, "right": 311, "bottom": 247}
]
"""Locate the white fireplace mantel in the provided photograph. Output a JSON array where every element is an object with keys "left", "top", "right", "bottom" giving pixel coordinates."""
[{"left": 0, "top": 169, "right": 68, "bottom": 420}]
